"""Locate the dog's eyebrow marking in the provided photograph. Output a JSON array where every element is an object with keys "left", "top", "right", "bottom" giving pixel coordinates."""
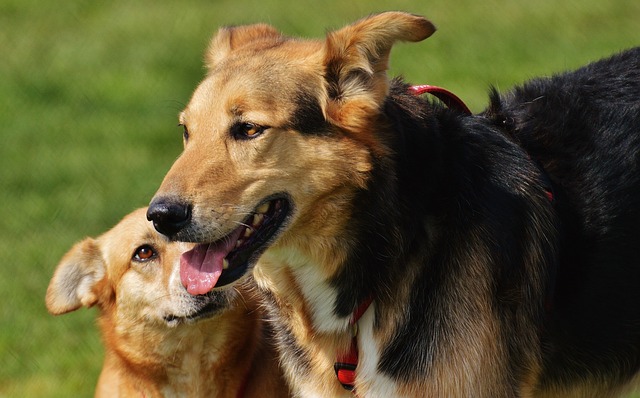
[
  {"left": 288, "top": 90, "right": 329, "bottom": 135},
  {"left": 230, "top": 104, "right": 243, "bottom": 116},
  {"left": 141, "top": 232, "right": 156, "bottom": 244},
  {"left": 140, "top": 231, "right": 168, "bottom": 246}
]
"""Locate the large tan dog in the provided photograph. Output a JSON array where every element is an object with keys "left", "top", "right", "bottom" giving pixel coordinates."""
[
  {"left": 147, "top": 11, "right": 640, "bottom": 398},
  {"left": 46, "top": 208, "right": 288, "bottom": 397}
]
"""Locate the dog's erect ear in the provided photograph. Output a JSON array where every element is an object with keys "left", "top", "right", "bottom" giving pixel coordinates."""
[
  {"left": 323, "top": 12, "right": 435, "bottom": 131},
  {"left": 46, "top": 238, "right": 106, "bottom": 315},
  {"left": 206, "top": 23, "right": 283, "bottom": 69}
]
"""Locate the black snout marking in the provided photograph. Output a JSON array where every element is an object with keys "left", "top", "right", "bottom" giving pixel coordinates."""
[{"left": 147, "top": 197, "right": 192, "bottom": 237}]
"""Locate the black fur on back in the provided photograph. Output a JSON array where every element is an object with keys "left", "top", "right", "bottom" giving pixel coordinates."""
[
  {"left": 330, "top": 47, "right": 640, "bottom": 394},
  {"left": 486, "top": 47, "right": 640, "bottom": 390}
]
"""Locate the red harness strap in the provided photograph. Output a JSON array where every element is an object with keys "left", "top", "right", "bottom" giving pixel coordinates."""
[
  {"left": 236, "top": 352, "right": 260, "bottom": 398},
  {"left": 236, "top": 375, "right": 248, "bottom": 398},
  {"left": 409, "top": 84, "right": 472, "bottom": 115},
  {"left": 334, "top": 297, "right": 374, "bottom": 391}
]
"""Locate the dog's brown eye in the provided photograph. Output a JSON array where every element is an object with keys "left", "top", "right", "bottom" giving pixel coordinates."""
[
  {"left": 244, "top": 123, "right": 262, "bottom": 137},
  {"left": 133, "top": 245, "right": 157, "bottom": 262},
  {"left": 232, "top": 122, "right": 267, "bottom": 139},
  {"left": 179, "top": 124, "right": 189, "bottom": 142}
]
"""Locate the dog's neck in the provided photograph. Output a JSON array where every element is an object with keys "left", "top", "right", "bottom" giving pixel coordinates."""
[
  {"left": 255, "top": 81, "right": 447, "bottom": 335},
  {"left": 96, "top": 302, "right": 266, "bottom": 398},
  {"left": 257, "top": 245, "right": 355, "bottom": 334}
]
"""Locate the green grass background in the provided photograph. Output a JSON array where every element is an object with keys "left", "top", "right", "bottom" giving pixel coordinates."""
[{"left": 1, "top": 1, "right": 638, "bottom": 396}]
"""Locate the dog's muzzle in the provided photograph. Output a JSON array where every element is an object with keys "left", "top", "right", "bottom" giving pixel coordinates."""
[{"left": 147, "top": 197, "right": 192, "bottom": 237}]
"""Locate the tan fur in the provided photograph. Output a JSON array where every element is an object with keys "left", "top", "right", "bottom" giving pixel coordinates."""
[
  {"left": 46, "top": 208, "right": 288, "bottom": 398},
  {"left": 323, "top": 12, "right": 434, "bottom": 136}
]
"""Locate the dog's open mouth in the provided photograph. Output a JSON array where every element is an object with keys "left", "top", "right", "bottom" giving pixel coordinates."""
[{"left": 180, "top": 197, "right": 290, "bottom": 295}]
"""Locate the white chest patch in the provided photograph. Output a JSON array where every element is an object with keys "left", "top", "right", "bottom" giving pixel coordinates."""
[
  {"left": 267, "top": 246, "right": 351, "bottom": 333},
  {"left": 292, "top": 264, "right": 350, "bottom": 333},
  {"left": 353, "top": 304, "right": 404, "bottom": 397}
]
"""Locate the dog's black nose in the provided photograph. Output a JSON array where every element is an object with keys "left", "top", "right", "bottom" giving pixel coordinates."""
[{"left": 147, "top": 198, "right": 192, "bottom": 237}]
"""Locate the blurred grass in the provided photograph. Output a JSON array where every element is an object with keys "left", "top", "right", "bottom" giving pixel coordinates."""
[{"left": 1, "top": 0, "right": 638, "bottom": 396}]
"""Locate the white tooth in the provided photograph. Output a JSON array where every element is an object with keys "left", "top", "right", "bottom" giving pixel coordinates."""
[
  {"left": 252, "top": 213, "right": 264, "bottom": 227},
  {"left": 223, "top": 258, "right": 229, "bottom": 270},
  {"left": 244, "top": 227, "right": 254, "bottom": 238},
  {"left": 256, "top": 202, "right": 270, "bottom": 214},
  {"left": 235, "top": 239, "right": 243, "bottom": 248}
]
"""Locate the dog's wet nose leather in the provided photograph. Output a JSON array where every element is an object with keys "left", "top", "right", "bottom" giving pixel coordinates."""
[{"left": 147, "top": 198, "right": 191, "bottom": 237}]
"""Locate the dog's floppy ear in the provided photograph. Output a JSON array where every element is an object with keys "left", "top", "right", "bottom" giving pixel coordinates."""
[
  {"left": 323, "top": 12, "right": 435, "bottom": 131},
  {"left": 206, "top": 23, "right": 283, "bottom": 69},
  {"left": 46, "top": 238, "right": 106, "bottom": 315}
]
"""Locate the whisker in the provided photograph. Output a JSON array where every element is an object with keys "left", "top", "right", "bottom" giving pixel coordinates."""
[{"left": 232, "top": 220, "right": 253, "bottom": 229}]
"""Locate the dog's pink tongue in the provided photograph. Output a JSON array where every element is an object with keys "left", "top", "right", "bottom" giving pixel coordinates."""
[
  {"left": 180, "top": 244, "right": 222, "bottom": 295},
  {"left": 180, "top": 229, "right": 242, "bottom": 295}
]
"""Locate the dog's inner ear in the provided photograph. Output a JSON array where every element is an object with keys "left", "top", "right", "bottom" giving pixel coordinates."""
[
  {"left": 45, "top": 238, "right": 106, "bottom": 315},
  {"left": 322, "top": 12, "right": 435, "bottom": 132},
  {"left": 206, "top": 23, "right": 283, "bottom": 69}
]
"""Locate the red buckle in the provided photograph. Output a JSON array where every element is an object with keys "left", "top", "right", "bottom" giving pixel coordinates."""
[
  {"left": 334, "top": 362, "right": 357, "bottom": 390},
  {"left": 334, "top": 298, "right": 373, "bottom": 392},
  {"left": 334, "top": 333, "right": 360, "bottom": 390}
]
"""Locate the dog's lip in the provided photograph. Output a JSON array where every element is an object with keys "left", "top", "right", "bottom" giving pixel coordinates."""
[
  {"left": 163, "top": 296, "right": 225, "bottom": 325},
  {"left": 180, "top": 196, "right": 291, "bottom": 294}
]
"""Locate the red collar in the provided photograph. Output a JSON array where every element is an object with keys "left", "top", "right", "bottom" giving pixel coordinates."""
[
  {"left": 334, "top": 297, "right": 374, "bottom": 391},
  {"left": 409, "top": 84, "right": 472, "bottom": 115},
  {"left": 235, "top": 364, "right": 253, "bottom": 398},
  {"left": 236, "top": 378, "right": 248, "bottom": 398}
]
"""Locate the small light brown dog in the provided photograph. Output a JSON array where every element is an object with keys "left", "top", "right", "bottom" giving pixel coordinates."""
[{"left": 46, "top": 208, "right": 288, "bottom": 398}]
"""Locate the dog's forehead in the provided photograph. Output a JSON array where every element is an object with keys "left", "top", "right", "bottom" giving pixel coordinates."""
[
  {"left": 112, "top": 208, "right": 156, "bottom": 237},
  {"left": 184, "top": 81, "right": 292, "bottom": 130},
  {"left": 99, "top": 209, "right": 172, "bottom": 258},
  {"left": 214, "top": 37, "right": 322, "bottom": 75},
  {"left": 184, "top": 42, "right": 324, "bottom": 123}
]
